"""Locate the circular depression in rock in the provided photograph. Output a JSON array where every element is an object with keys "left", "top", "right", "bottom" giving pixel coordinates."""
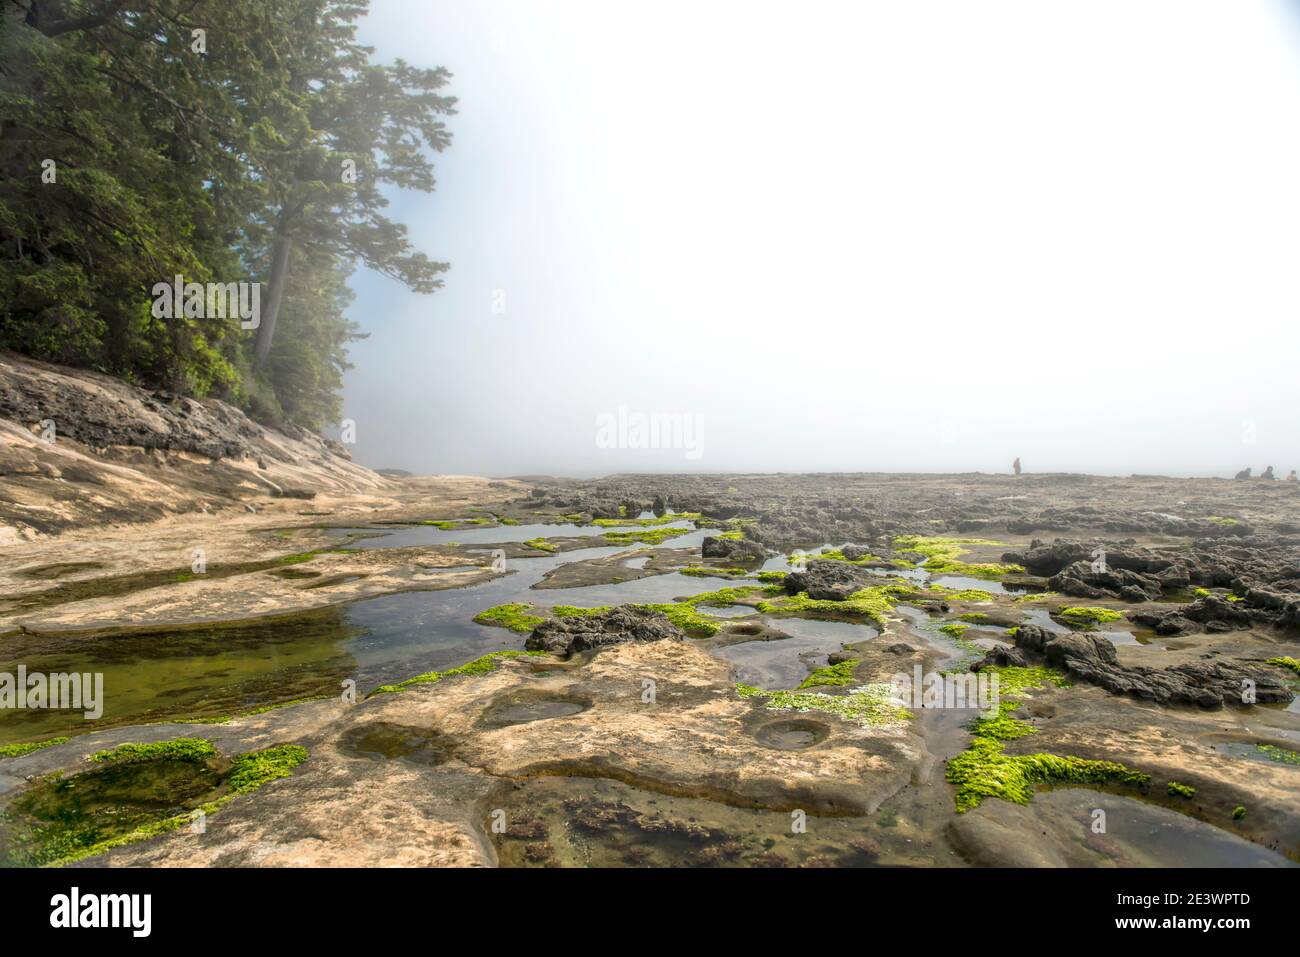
[
  {"left": 339, "top": 722, "right": 451, "bottom": 765},
  {"left": 755, "top": 719, "right": 830, "bottom": 751},
  {"left": 481, "top": 696, "right": 590, "bottom": 728}
]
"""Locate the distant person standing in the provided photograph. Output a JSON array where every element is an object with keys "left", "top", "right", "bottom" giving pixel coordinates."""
[
  {"left": 1013, "top": 457, "right": 1021, "bottom": 476},
  {"left": 1287, "top": 470, "right": 1298, "bottom": 482},
  {"left": 1262, "top": 465, "right": 1276, "bottom": 480}
]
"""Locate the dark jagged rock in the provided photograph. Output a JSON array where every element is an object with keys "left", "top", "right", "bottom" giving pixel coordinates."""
[
  {"left": 701, "top": 536, "right": 766, "bottom": 563},
  {"left": 974, "top": 623, "right": 1293, "bottom": 708},
  {"left": 526, "top": 605, "right": 684, "bottom": 658},
  {"left": 1047, "top": 561, "right": 1164, "bottom": 602},
  {"left": 971, "top": 643, "right": 1031, "bottom": 669},
  {"left": 1133, "top": 590, "right": 1300, "bottom": 636},
  {"left": 1002, "top": 541, "right": 1093, "bottom": 576},
  {"left": 1004, "top": 539, "right": 1184, "bottom": 580},
  {"left": 1155, "top": 614, "right": 1196, "bottom": 636},
  {"left": 783, "top": 559, "right": 870, "bottom": 601}
]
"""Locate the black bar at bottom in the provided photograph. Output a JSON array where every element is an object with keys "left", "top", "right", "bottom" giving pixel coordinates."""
[{"left": 0, "top": 866, "right": 1288, "bottom": 943}]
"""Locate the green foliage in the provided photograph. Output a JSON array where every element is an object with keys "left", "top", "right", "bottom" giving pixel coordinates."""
[
  {"left": 1167, "top": 781, "right": 1196, "bottom": 799},
  {"left": 523, "top": 537, "right": 558, "bottom": 553},
  {"left": 1233, "top": 805, "right": 1247, "bottom": 820},
  {"left": 0, "top": 1, "right": 454, "bottom": 429}
]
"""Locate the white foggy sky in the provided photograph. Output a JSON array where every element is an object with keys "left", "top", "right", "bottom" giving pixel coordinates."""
[{"left": 340, "top": 0, "right": 1300, "bottom": 477}]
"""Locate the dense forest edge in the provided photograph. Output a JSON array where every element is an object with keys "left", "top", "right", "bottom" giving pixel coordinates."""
[{"left": 0, "top": 0, "right": 452, "bottom": 431}]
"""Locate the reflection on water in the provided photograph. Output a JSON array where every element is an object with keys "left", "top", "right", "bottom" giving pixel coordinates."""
[
  {"left": 933, "top": 575, "right": 1011, "bottom": 595},
  {"left": 0, "top": 525, "right": 737, "bottom": 744},
  {"left": 1019, "top": 609, "right": 1140, "bottom": 647},
  {"left": 713, "top": 618, "right": 877, "bottom": 690},
  {"left": 1040, "top": 789, "right": 1295, "bottom": 868},
  {"left": 1019, "top": 608, "right": 1069, "bottom": 634},
  {"left": 0, "top": 610, "right": 358, "bottom": 745}
]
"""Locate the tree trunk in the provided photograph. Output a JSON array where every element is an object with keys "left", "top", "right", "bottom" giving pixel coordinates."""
[{"left": 253, "top": 232, "right": 292, "bottom": 369}]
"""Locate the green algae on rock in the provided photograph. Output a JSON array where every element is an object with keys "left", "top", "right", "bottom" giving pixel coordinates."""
[
  {"left": 225, "top": 744, "right": 309, "bottom": 794},
  {"left": 602, "top": 526, "right": 696, "bottom": 546},
  {"left": 1059, "top": 606, "right": 1125, "bottom": 627},
  {"left": 796, "top": 548, "right": 882, "bottom": 566},
  {"left": 1, "top": 739, "right": 310, "bottom": 867},
  {"left": 473, "top": 603, "right": 546, "bottom": 632},
  {"left": 736, "top": 682, "right": 912, "bottom": 728},
  {"left": 591, "top": 512, "right": 700, "bottom": 527},
  {"left": 680, "top": 565, "right": 750, "bottom": 578},
  {"left": 1012, "top": 591, "right": 1057, "bottom": 603},
  {"left": 1265, "top": 656, "right": 1300, "bottom": 677},
  {"left": 552, "top": 604, "right": 612, "bottom": 618},
  {"left": 946, "top": 739, "right": 1149, "bottom": 813},
  {"left": 370, "top": 650, "right": 548, "bottom": 695},
  {"left": 797, "top": 659, "right": 859, "bottom": 690},
  {"left": 0, "top": 737, "right": 70, "bottom": 759},
  {"left": 92, "top": 737, "right": 217, "bottom": 765},
  {"left": 892, "top": 536, "right": 1024, "bottom": 580},
  {"left": 757, "top": 583, "right": 911, "bottom": 627},
  {"left": 1256, "top": 743, "right": 1300, "bottom": 766},
  {"left": 1167, "top": 781, "right": 1196, "bottom": 799},
  {"left": 928, "top": 584, "right": 995, "bottom": 602},
  {"left": 523, "top": 537, "right": 558, "bottom": 553},
  {"left": 945, "top": 665, "right": 1147, "bottom": 812}
]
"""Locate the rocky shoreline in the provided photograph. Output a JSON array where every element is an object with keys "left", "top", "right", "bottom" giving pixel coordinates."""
[{"left": 0, "top": 359, "right": 1297, "bottom": 867}]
